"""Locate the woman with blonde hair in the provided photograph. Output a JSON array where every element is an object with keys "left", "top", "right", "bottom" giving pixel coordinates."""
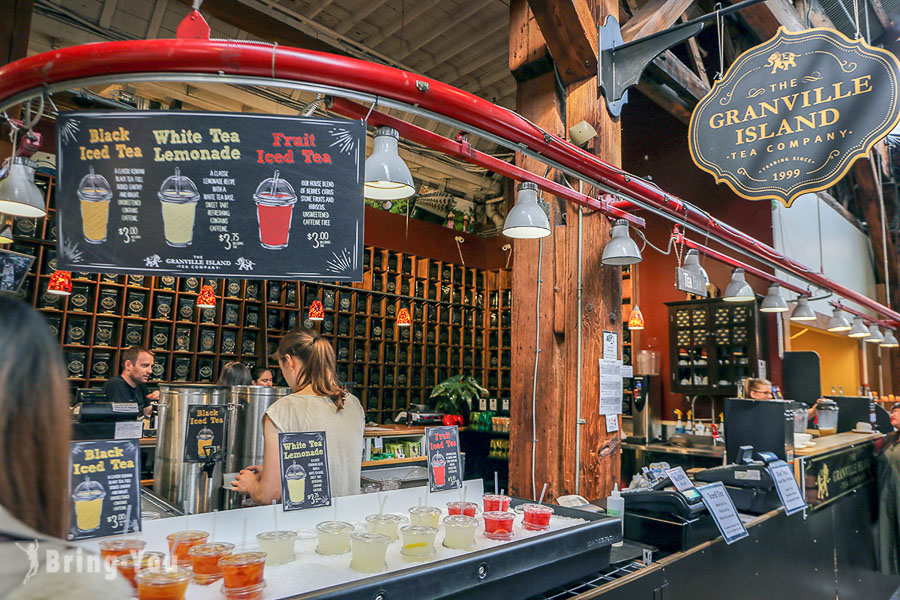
[
  {"left": 232, "top": 327, "right": 365, "bottom": 502},
  {"left": 0, "top": 297, "right": 130, "bottom": 599}
]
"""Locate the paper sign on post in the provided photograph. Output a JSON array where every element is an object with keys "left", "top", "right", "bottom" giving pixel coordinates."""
[
  {"left": 606, "top": 414, "right": 619, "bottom": 433},
  {"left": 602, "top": 330, "right": 618, "bottom": 360},
  {"left": 768, "top": 461, "right": 807, "bottom": 515},
  {"left": 115, "top": 421, "right": 143, "bottom": 440},
  {"left": 665, "top": 466, "right": 695, "bottom": 492},
  {"left": 698, "top": 482, "right": 749, "bottom": 544},
  {"left": 621, "top": 365, "right": 633, "bottom": 378},
  {"left": 599, "top": 359, "right": 624, "bottom": 415},
  {"left": 426, "top": 426, "right": 462, "bottom": 492},
  {"left": 279, "top": 431, "right": 331, "bottom": 511}
]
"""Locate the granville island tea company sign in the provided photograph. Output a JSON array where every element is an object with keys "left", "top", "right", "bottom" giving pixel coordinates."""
[{"left": 689, "top": 28, "right": 900, "bottom": 206}]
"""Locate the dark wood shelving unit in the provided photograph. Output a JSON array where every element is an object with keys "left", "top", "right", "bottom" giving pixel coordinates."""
[{"left": 15, "top": 174, "right": 512, "bottom": 423}]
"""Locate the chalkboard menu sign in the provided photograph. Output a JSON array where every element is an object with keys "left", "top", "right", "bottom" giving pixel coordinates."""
[
  {"left": 426, "top": 426, "right": 462, "bottom": 493},
  {"left": 68, "top": 439, "right": 141, "bottom": 540},
  {"left": 55, "top": 111, "right": 365, "bottom": 281},
  {"left": 278, "top": 431, "right": 331, "bottom": 511},
  {"left": 183, "top": 405, "right": 226, "bottom": 463}
]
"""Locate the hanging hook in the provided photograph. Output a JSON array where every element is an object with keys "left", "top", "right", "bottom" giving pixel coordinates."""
[
  {"left": 714, "top": 3, "right": 725, "bottom": 80},
  {"left": 454, "top": 236, "right": 466, "bottom": 266}
]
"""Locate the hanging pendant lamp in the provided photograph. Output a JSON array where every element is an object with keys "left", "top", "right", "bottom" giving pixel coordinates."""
[
  {"left": 197, "top": 284, "right": 217, "bottom": 308},
  {"left": 601, "top": 219, "right": 642, "bottom": 265},
  {"left": 397, "top": 307, "right": 412, "bottom": 327},
  {"left": 503, "top": 182, "right": 551, "bottom": 239},
  {"left": 789, "top": 296, "right": 816, "bottom": 321},
  {"left": 723, "top": 268, "right": 754, "bottom": 302},
  {"left": 308, "top": 300, "right": 325, "bottom": 321},
  {"left": 849, "top": 316, "right": 871, "bottom": 338},
  {"left": 0, "top": 157, "right": 46, "bottom": 218},
  {"left": 826, "top": 308, "right": 852, "bottom": 332},
  {"left": 364, "top": 127, "right": 415, "bottom": 200},
  {"left": 47, "top": 270, "right": 72, "bottom": 295},
  {"left": 682, "top": 249, "right": 709, "bottom": 294},
  {"left": 881, "top": 330, "right": 899, "bottom": 348},
  {"left": 866, "top": 324, "right": 884, "bottom": 343},
  {"left": 0, "top": 218, "right": 12, "bottom": 244},
  {"left": 760, "top": 284, "right": 788, "bottom": 312},
  {"left": 628, "top": 305, "right": 645, "bottom": 330}
]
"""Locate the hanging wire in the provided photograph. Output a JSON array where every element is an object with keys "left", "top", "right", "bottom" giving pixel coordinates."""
[
  {"left": 853, "top": 0, "right": 861, "bottom": 39},
  {"left": 714, "top": 3, "right": 725, "bottom": 80}
]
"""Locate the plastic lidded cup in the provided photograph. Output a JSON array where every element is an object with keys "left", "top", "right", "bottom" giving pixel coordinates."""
[
  {"left": 187, "top": 541, "right": 234, "bottom": 585},
  {"left": 166, "top": 530, "right": 209, "bottom": 567},
  {"left": 219, "top": 551, "right": 267, "bottom": 589},
  {"left": 349, "top": 532, "right": 391, "bottom": 573},
  {"left": 222, "top": 581, "right": 267, "bottom": 600},
  {"left": 446, "top": 501, "right": 479, "bottom": 517},
  {"left": 72, "top": 477, "right": 106, "bottom": 532},
  {"left": 114, "top": 551, "right": 164, "bottom": 590},
  {"left": 157, "top": 167, "right": 200, "bottom": 248},
  {"left": 99, "top": 538, "right": 146, "bottom": 563},
  {"left": 135, "top": 565, "right": 192, "bottom": 600},
  {"left": 483, "top": 494, "right": 512, "bottom": 513},
  {"left": 408, "top": 506, "right": 441, "bottom": 528},
  {"left": 365, "top": 513, "right": 407, "bottom": 541},
  {"left": 256, "top": 530, "right": 297, "bottom": 565},
  {"left": 284, "top": 462, "right": 308, "bottom": 504},
  {"left": 254, "top": 170, "right": 298, "bottom": 250},
  {"left": 400, "top": 525, "right": 438, "bottom": 561},
  {"left": 483, "top": 511, "right": 515, "bottom": 541},
  {"left": 442, "top": 515, "right": 478, "bottom": 550},
  {"left": 77, "top": 167, "right": 113, "bottom": 244},
  {"left": 316, "top": 521, "right": 354, "bottom": 555},
  {"left": 522, "top": 503, "right": 554, "bottom": 531}
]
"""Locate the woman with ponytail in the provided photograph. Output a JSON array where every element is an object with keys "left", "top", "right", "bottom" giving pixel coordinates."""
[{"left": 232, "top": 327, "right": 365, "bottom": 502}]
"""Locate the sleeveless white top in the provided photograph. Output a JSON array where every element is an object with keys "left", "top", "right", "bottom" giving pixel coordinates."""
[{"left": 265, "top": 392, "right": 365, "bottom": 498}]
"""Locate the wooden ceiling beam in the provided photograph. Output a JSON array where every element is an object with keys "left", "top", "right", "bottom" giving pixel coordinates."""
[
  {"left": 146, "top": 0, "right": 170, "bottom": 39},
  {"left": 399, "top": 2, "right": 492, "bottom": 61},
  {"left": 335, "top": 0, "right": 391, "bottom": 35},
  {"left": 647, "top": 50, "right": 710, "bottom": 101},
  {"left": 728, "top": 0, "right": 804, "bottom": 40},
  {"left": 620, "top": 0, "right": 696, "bottom": 42},
  {"left": 304, "top": 0, "right": 336, "bottom": 20},
  {"left": 442, "top": 40, "right": 509, "bottom": 83},
  {"left": 869, "top": 0, "right": 891, "bottom": 31},
  {"left": 413, "top": 18, "right": 509, "bottom": 73},
  {"left": 526, "top": 0, "right": 598, "bottom": 85},
  {"left": 366, "top": 0, "right": 441, "bottom": 48},
  {"left": 509, "top": 0, "right": 552, "bottom": 81}
]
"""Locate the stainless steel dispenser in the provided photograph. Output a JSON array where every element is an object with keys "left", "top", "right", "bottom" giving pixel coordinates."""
[
  {"left": 154, "top": 384, "right": 229, "bottom": 514},
  {"left": 224, "top": 385, "right": 291, "bottom": 509}
]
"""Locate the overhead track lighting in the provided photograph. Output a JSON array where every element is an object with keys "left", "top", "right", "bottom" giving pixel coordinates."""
[
  {"left": 789, "top": 296, "right": 816, "bottom": 321},
  {"left": 760, "top": 284, "right": 788, "bottom": 313},
  {"left": 881, "top": 330, "right": 899, "bottom": 348},
  {"left": 503, "top": 182, "right": 551, "bottom": 239},
  {"left": 601, "top": 219, "right": 642, "bottom": 265},
  {"left": 364, "top": 127, "right": 415, "bottom": 200},
  {"left": 865, "top": 324, "right": 884, "bottom": 343},
  {"left": 849, "top": 316, "right": 871, "bottom": 338},
  {"left": 826, "top": 308, "right": 851, "bottom": 332},
  {"left": 723, "top": 268, "right": 755, "bottom": 302}
]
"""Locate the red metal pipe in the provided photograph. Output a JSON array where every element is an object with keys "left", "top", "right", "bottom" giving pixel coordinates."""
[{"left": 0, "top": 37, "right": 894, "bottom": 323}]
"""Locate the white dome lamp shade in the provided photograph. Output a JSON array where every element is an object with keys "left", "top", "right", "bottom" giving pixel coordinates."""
[
  {"left": 723, "top": 268, "right": 755, "bottom": 302},
  {"left": 789, "top": 296, "right": 817, "bottom": 321},
  {"left": 881, "top": 330, "right": 899, "bottom": 348},
  {"left": 760, "top": 284, "right": 788, "bottom": 312},
  {"left": 848, "top": 316, "right": 871, "bottom": 338},
  {"left": 364, "top": 127, "right": 415, "bottom": 200},
  {"left": 826, "top": 308, "right": 852, "bottom": 332},
  {"left": 865, "top": 323, "right": 884, "bottom": 343},
  {"left": 503, "top": 182, "right": 551, "bottom": 239},
  {"left": 0, "top": 157, "right": 46, "bottom": 218},
  {"left": 601, "top": 219, "right": 642, "bottom": 265},
  {"left": 683, "top": 249, "right": 709, "bottom": 291}
]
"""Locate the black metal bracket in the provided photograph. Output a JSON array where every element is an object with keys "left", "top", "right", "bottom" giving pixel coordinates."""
[{"left": 598, "top": 0, "right": 767, "bottom": 117}]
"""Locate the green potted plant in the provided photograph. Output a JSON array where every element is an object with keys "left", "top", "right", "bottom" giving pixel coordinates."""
[{"left": 430, "top": 374, "right": 488, "bottom": 425}]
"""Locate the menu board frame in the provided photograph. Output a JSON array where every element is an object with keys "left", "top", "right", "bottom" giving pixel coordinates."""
[
  {"left": 426, "top": 426, "right": 463, "bottom": 493},
  {"left": 183, "top": 405, "right": 226, "bottom": 463},
  {"left": 68, "top": 439, "right": 141, "bottom": 541},
  {"left": 278, "top": 431, "right": 331, "bottom": 511}
]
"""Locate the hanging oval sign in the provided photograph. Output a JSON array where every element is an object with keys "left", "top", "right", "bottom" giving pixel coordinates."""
[{"left": 689, "top": 27, "right": 900, "bottom": 206}]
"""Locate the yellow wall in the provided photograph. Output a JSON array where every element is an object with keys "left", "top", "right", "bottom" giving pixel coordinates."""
[{"left": 789, "top": 324, "right": 861, "bottom": 394}]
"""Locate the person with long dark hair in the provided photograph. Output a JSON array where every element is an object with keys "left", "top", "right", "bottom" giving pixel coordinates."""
[
  {"left": 0, "top": 297, "right": 130, "bottom": 598},
  {"left": 877, "top": 404, "right": 900, "bottom": 573},
  {"left": 217, "top": 361, "right": 252, "bottom": 387},
  {"left": 232, "top": 328, "right": 365, "bottom": 502}
]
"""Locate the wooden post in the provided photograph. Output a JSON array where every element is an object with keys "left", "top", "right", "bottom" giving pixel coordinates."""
[{"left": 509, "top": 0, "right": 622, "bottom": 501}]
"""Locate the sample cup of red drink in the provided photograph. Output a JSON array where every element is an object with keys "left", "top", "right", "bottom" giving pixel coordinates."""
[
  {"left": 188, "top": 541, "right": 234, "bottom": 585},
  {"left": 482, "top": 494, "right": 511, "bottom": 513},
  {"left": 254, "top": 170, "right": 297, "bottom": 249},
  {"left": 431, "top": 453, "right": 446, "bottom": 485},
  {"left": 166, "top": 530, "right": 209, "bottom": 567},
  {"left": 482, "top": 511, "right": 515, "bottom": 541},
  {"left": 99, "top": 538, "right": 146, "bottom": 563},
  {"left": 521, "top": 503, "right": 554, "bottom": 531},
  {"left": 446, "top": 501, "right": 479, "bottom": 517},
  {"left": 114, "top": 551, "right": 164, "bottom": 590},
  {"left": 135, "top": 565, "right": 192, "bottom": 600}
]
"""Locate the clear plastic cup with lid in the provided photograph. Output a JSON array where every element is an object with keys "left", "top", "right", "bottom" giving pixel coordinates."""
[
  {"left": 72, "top": 477, "right": 106, "bottom": 532},
  {"left": 77, "top": 166, "right": 113, "bottom": 244},
  {"left": 254, "top": 170, "right": 297, "bottom": 249},
  {"left": 114, "top": 551, "right": 164, "bottom": 590},
  {"left": 365, "top": 513, "right": 407, "bottom": 540},
  {"left": 316, "top": 520, "right": 354, "bottom": 555},
  {"left": 99, "top": 538, "right": 146, "bottom": 563},
  {"left": 442, "top": 515, "right": 478, "bottom": 549},
  {"left": 219, "top": 551, "right": 267, "bottom": 589},
  {"left": 349, "top": 532, "right": 391, "bottom": 573},
  {"left": 135, "top": 565, "right": 192, "bottom": 600},
  {"left": 522, "top": 503, "right": 554, "bottom": 531},
  {"left": 284, "top": 461, "right": 308, "bottom": 505},
  {"left": 187, "top": 541, "right": 234, "bottom": 584},
  {"left": 157, "top": 167, "right": 200, "bottom": 247},
  {"left": 400, "top": 525, "right": 438, "bottom": 561},
  {"left": 255, "top": 530, "right": 297, "bottom": 565},
  {"left": 408, "top": 506, "right": 441, "bottom": 528}
]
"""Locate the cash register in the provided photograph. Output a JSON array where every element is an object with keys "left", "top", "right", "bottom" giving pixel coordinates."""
[
  {"left": 71, "top": 389, "right": 143, "bottom": 440},
  {"left": 694, "top": 446, "right": 782, "bottom": 514}
]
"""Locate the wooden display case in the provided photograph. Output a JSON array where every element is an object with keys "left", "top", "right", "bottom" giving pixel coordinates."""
[{"left": 18, "top": 174, "right": 512, "bottom": 424}]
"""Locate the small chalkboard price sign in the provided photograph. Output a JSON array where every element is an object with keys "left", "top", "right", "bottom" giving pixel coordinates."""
[
  {"left": 68, "top": 439, "right": 141, "bottom": 541},
  {"left": 278, "top": 431, "right": 331, "bottom": 511},
  {"left": 426, "top": 426, "right": 462, "bottom": 493},
  {"left": 183, "top": 405, "right": 226, "bottom": 463}
]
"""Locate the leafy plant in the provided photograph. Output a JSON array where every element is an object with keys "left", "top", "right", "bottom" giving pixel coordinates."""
[{"left": 430, "top": 374, "right": 488, "bottom": 415}]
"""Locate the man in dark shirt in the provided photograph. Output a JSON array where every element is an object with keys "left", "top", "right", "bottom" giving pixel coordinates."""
[{"left": 103, "top": 345, "right": 159, "bottom": 416}]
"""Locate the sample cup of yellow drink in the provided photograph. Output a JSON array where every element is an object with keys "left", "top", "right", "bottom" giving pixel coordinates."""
[
  {"left": 196, "top": 428, "right": 214, "bottom": 458},
  {"left": 315, "top": 521, "right": 354, "bottom": 555},
  {"left": 158, "top": 167, "right": 199, "bottom": 248},
  {"left": 72, "top": 477, "right": 106, "bottom": 532},
  {"left": 256, "top": 530, "right": 297, "bottom": 565},
  {"left": 77, "top": 166, "right": 113, "bottom": 244},
  {"left": 349, "top": 532, "right": 391, "bottom": 573},
  {"left": 285, "top": 462, "right": 308, "bottom": 505},
  {"left": 442, "top": 515, "right": 478, "bottom": 550},
  {"left": 400, "top": 525, "right": 438, "bottom": 561},
  {"left": 408, "top": 506, "right": 441, "bottom": 528},
  {"left": 365, "top": 513, "right": 407, "bottom": 541}
]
